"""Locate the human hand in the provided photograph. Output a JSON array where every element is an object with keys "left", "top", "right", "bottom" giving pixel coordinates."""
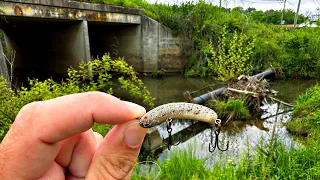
[{"left": 0, "top": 92, "right": 147, "bottom": 179}]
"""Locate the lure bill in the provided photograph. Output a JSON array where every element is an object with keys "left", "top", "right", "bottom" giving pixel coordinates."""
[{"left": 139, "top": 102, "right": 218, "bottom": 128}]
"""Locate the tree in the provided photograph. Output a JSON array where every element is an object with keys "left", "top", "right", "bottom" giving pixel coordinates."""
[
  {"left": 247, "top": 8, "right": 307, "bottom": 25},
  {"left": 245, "top": 7, "right": 256, "bottom": 13}
]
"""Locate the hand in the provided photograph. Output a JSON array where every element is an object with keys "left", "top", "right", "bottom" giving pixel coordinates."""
[{"left": 0, "top": 92, "right": 147, "bottom": 179}]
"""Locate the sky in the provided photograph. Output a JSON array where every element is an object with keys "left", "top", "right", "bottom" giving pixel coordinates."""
[{"left": 146, "top": 0, "right": 320, "bottom": 15}]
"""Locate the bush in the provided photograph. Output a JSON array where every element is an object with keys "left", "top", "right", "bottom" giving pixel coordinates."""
[
  {"left": 79, "top": 1, "right": 319, "bottom": 79},
  {"left": 0, "top": 54, "right": 155, "bottom": 141},
  {"left": 204, "top": 26, "right": 255, "bottom": 81}
]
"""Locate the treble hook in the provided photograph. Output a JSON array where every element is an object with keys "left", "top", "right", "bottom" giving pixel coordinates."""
[
  {"left": 209, "top": 119, "right": 229, "bottom": 152},
  {"left": 163, "top": 118, "right": 180, "bottom": 150}
]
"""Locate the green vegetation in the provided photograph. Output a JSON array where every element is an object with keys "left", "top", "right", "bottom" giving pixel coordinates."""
[
  {"left": 81, "top": 0, "right": 320, "bottom": 80},
  {"left": 287, "top": 84, "right": 320, "bottom": 136},
  {"left": 207, "top": 99, "right": 251, "bottom": 121},
  {"left": 0, "top": 54, "right": 155, "bottom": 141},
  {"left": 133, "top": 85, "right": 320, "bottom": 179},
  {"left": 151, "top": 68, "right": 166, "bottom": 78},
  {"left": 133, "top": 138, "right": 320, "bottom": 179},
  {"left": 133, "top": 147, "right": 209, "bottom": 180},
  {"left": 247, "top": 8, "right": 307, "bottom": 25},
  {"left": 203, "top": 26, "right": 256, "bottom": 80},
  {"left": 1, "top": 0, "right": 320, "bottom": 178}
]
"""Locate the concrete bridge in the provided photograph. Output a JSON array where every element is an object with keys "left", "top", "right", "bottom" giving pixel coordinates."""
[{"left": 0, "top": 0, "right": 184, "bottom": 81}]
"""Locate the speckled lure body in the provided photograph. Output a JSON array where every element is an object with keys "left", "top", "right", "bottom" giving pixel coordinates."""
[{"left": 139, "top": 102, "right": 218, "bottom": 128}]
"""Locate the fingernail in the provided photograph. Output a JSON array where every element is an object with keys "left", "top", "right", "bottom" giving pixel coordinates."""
[
  {"left": 123, "top": 101, "right": 146, "bottom": 117},
  {"left": 124, "top": 122, "right": 146, "bottom": 148}
]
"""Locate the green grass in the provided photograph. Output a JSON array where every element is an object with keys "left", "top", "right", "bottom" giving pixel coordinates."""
[
  {"left": 133, "top": 138, "right": 320, "bottom": 179},
  {"left": 207, "top": 99, "right": 251, "bottom": 121},
  {"left": 133, "top": 85, "right": 320, "bottom": 179},
  {"left": 133, "top": 147, "right": 210, "bottom": 179},
  {"left": 287, "top": 84, "right": 320, "bottom": 136}
]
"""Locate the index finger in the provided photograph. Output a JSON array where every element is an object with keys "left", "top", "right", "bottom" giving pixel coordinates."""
[{"left": 16, "top": 91, "right": 146, "bottom": 144}]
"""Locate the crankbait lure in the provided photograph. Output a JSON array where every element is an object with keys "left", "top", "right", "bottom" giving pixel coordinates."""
[
  {"left": 139, "top": 102, "right": 218, "bottom": 128},
  {"left": 138, "top": 102, "right": 228, "bottom": 152}
]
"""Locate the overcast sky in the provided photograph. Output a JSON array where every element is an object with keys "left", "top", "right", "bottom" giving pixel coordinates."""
[{"left": 146, "top": 0, "right": 320, "bottom": 15}]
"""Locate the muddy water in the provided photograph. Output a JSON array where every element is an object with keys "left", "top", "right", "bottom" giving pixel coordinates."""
[{"left": 140, "top": 75, "right": 319, "bottom": 167}]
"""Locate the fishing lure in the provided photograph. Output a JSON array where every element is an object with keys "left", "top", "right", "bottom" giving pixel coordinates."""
[
  {"left": 139, "top": 102, "right": 218, "bottom": 128},
  {"left": 139, "top": 102, "right": 229, "bottom": 152}
]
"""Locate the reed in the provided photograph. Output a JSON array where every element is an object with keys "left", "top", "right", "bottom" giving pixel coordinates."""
[{"left": 133, "top": 135, "right": 320, "bottom": 179}]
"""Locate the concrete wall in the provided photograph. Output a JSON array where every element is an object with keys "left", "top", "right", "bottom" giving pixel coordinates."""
[
  {"left": 141, "top": 15, "right": 184, "bottom": 72},
  {"left": 0, "top": 0, "right": 185, "bottom": 83},
  {"left": 159, "top": 24, "right": 184, "bottom": 72},
  {"left": 3, "top": 0, "right": 142, "bottom": 15},
  {"left": 141, "top": 15, "right": 159, "bottom": 72}
]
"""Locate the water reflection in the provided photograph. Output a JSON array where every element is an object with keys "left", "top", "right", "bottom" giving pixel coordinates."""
[
  {"left": 157, "top": 102, "right": 296, "bottom": 168},
  {"left": 139, "top": 76, "right": 318, "bottom": 168}
]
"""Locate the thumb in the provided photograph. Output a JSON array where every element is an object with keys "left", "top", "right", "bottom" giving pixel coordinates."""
[{"left": 86, "top": 120, "right": 147, "bottom": 179}]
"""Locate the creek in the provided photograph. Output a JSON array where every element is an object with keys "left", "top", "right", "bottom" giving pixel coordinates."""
[{"left": 137, "top": 74, "right": 319, "bottom": 167}]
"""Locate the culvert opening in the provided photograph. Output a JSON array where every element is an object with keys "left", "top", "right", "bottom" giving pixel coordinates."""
[
  {"left": 88, "top": 22, "right": 142, "bottom": 71},
  {"left": 0, "top": 16, "right": 88, "bottom": 85}
]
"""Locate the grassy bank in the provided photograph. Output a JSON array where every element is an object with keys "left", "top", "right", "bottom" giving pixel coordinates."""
[
  {"left": 80, "top": 0, "right": 320, "bottom": 80},
  {"left": 133, "top": 139, "right": 320, "bottom": 179},
  {"left": 133, "top": 85, "right": 320, "bottom": 179},
  {"left": 287, "top": 84, "right": 320, "bottom": 137}
]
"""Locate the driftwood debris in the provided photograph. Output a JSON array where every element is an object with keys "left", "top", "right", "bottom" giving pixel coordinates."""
[
  {"left": 183, "top": 72, "right": 293, "bottom": 123},
  {"left": 190, "top": 69, "right": 275, "bottom": 104},
  {"left": 227, "top": 87, "right": 294, "bottom": 108}
]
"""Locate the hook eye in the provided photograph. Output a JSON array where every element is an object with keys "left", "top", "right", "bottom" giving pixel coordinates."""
[{"left": 215, "top": 119, "right": 221, "bottom": 125}]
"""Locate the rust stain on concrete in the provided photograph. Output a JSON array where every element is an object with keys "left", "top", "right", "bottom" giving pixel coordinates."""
[
  {"left": 1, "top": 1, "right": 141, "bottom": 23},
  {"left": 13, "top": 5, "right": 23, "bottom": 16},
  {"left": 76, "top": 10, "right": 82, "bottom": 18}
]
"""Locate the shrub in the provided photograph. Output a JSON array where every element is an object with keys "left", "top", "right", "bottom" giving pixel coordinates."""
[
  {"left": 204, "top": 26, "right": 256, "bottom": 81},
  {"left": 0, "top": 54, "right": 155, "bottom": 141}
]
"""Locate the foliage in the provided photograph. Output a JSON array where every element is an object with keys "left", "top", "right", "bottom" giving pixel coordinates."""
[
  {"left": 0, "top": 54, "right": 155, "bottom": 141},
  {"left": 133, "top": 86, "right": 320, "bottom": 179},
  {"left": 287, "top": 84, "right": 320, "bottom": 136},
  {"left": 92, "top": 123, "right": 113, "bottom": 137},
  {"left": 79, "top": 0, "right": 320, "bottom": 79},
  {"left": 247, "top": 8, "right": 307, "bottom": 25},
  {"left": 150, "top": 68, "right": 166, "bottom": 78},
  {"left": 280, "top": 29, "right": 320, "bottom": 78},
  {"left": 68, "top": 54, "right": 155, "bottom": 108},
  {"left": 204, "top": 27, "right": 256, "bottom": 80},
  {"left": 133, "top": 137, "right": 320, "bottom": 179}
]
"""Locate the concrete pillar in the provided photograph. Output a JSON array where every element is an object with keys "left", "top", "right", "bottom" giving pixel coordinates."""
[
  {"left": 141, "top": 15, "right": 159, "bottom": 72},
  {"left": 141, "top": 15, "right": 185, "bottom": 73},
  {"left": 83, "top": 20, "right": 91, "bottom": 63}
]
